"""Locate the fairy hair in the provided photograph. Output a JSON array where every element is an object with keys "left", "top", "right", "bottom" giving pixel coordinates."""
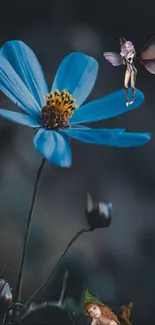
[
  {"left": 121, "top": 41, "right": 136, "bottom": 56},
  {"left": 85, "top": 302, "right": 119, "bottom": 323}
]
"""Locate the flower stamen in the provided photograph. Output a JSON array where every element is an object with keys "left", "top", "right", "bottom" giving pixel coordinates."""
[{"left": 41, "top": 90, "right": 77, "bottom": 130}]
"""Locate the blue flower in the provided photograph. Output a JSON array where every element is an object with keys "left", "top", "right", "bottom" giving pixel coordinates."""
[{"left": 0, "top": 41, "right": 151, "bottom": 167}]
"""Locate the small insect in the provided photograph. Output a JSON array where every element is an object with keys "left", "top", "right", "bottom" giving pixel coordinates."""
[{"left": 104, "top": 36, "right": 155, "bottom": 106}]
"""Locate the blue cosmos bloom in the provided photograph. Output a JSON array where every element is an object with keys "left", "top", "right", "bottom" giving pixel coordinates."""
[{"left": 0, "top": 41, "right": 151, "bottom": 167}]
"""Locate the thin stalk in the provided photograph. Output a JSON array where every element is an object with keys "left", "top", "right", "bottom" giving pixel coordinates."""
[
  {"left": 14, "top": 159, "right": 46, "bottom": 314},
  {"left": 21, "top": 228, "right": 89, "bottom": 320}
]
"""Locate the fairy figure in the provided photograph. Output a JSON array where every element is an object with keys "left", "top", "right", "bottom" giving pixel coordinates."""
[
  {"left": 84, "top": 290, "right": 133, "bottom": 325},
  {"left": 84, "top": 290, "right": 119, "bottom": 325},
  {"left": 103, "top": 36, "right": 155, "bottom": 106}
]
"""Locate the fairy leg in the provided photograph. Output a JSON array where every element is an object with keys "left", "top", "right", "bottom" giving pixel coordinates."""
[
  {"left": 124, "top": 69, "right": 130, "bottom": 106},
  {"left": 130, "top": 67, "right": 137, "bottom": 104}
]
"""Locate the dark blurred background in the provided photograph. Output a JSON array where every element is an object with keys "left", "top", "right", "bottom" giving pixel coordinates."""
[{"left": 0, "top": 0, "right": 155, "bottom": 324}]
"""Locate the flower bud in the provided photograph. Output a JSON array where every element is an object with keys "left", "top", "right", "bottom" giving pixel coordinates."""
[{"left": 0, "top": 279, "right": 12, "bottom": 309}]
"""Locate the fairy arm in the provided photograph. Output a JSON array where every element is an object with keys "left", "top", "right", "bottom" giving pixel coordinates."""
[
  {"left": 109, "top": 321, "right": 118, "bottom": 325},
  {"left": 122, "top": 57, "right": 126, "bottom": 65},
  {"left": 91, "top": 319, "right": 98, "bottom": 325},
  {"left": 120, "top": 52, "right": 126, "bottom": 65},
  {"left": 126, "top": 53, "right": 135, "bottom": 64}
]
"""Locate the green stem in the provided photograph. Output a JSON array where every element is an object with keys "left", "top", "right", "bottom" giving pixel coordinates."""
[
  {"left": 20, "top": 228, "right": 89, "bottom": 320},
  {"left": 14, "top": 159, "right": 46, "bottom": 311}
]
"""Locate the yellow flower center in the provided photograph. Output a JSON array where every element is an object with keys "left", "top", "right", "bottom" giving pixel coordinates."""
[{"left": 41, "top": 89, "right": 77, "bottom": 130}]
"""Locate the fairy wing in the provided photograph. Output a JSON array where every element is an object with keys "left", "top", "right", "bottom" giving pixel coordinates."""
[
  {"left": 119, "top": 37, "right": 127, "bottom": 47},
  {"left": 138, "top": 35, "right": 155, "bottom": 60},
  {"left": 126, "top": 303, "right": 133, "bottom": 318},
  {"left": 138, "top": 35, "right": 155, "bottom": 74},
  {"left": 140, "top": 59, "right": 155, "bottom": 74},
  {"left": 103, "top": 52, "right": 123, "bottom": 66},
  {"left": 103, "top": 37, "right": 126, "bottom": 67}
]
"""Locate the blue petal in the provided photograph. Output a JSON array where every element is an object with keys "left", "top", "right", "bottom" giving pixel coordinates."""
[
  {"left": 0, "top": 109, "right": 41, "bottom": 127},
  {"left": 70, "top": 124, "right": 90, "bottom": 129},
  {"left": 51, "top": 52, "right": 98, "bottom": 107},
  {"left": 107, "top": 132, "right": 151, "bottom": 147},
  {"left": 0, "top": 52, "right": 41, "bottom": 119},
  {"left": 1, "top": 41, "right": 48, "bottom": 107},
  {"left": 70, "top": 88, "right": 144, "bottom": 124},
  {"left": 34, "top": 128, "right": 72, "bottom": 167},
  {"left": 62, "top": 127, "right": 125, "bottom": 144}
]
